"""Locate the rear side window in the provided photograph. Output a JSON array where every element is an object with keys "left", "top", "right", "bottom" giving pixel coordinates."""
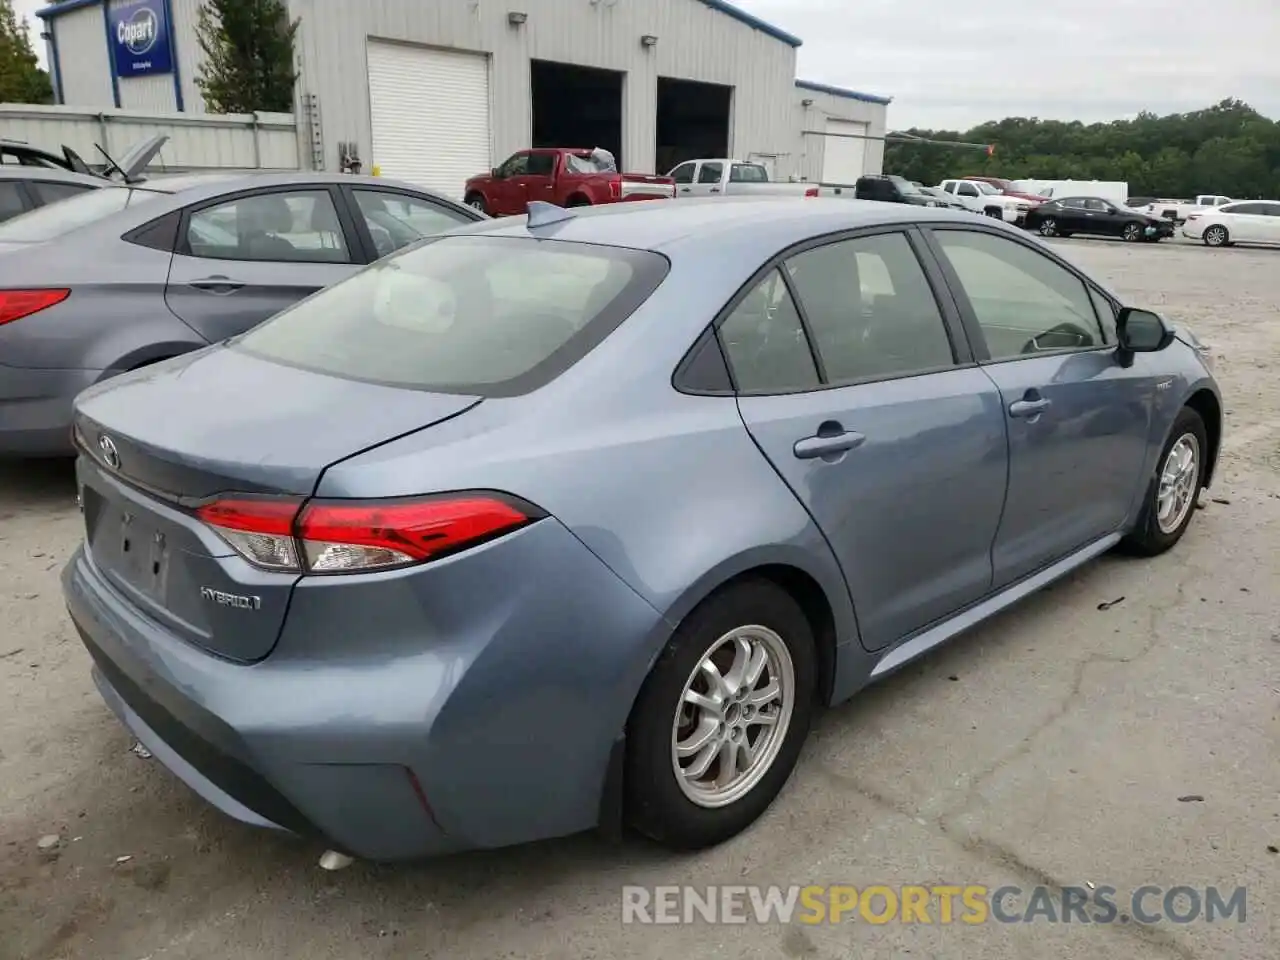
[
  {"left": 784, "top": 233, "right": 955, "bottom": 382},
  {"left": 717, "top": 268, "right": 819, "bottom": 393},
  {"left": 729, "top": 164, "right": 768, "bottom": 183},
  {"left": 234, "top": 235, "right": 669, "bottom": 396},
  {"left": 0, "top": 182, "right": 26, "bottom": 221}
]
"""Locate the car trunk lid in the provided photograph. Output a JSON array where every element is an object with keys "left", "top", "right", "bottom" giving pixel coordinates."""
[{"left": 72, "top": 346, "right": 480, "bottom": 662}]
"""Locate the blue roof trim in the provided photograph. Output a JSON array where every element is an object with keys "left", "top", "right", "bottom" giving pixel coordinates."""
[
  {"left": 796, "top": 79, "right": 892, "bottom": 106},
  {"left": 36, "top": 0, "right": 102, "bottom": 19},
  {"left": 696, "top": 0, "right": 802, "bottom": 48}
]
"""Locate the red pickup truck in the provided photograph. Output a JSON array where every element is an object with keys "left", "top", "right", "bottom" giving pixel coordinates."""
[{"left": 463, "top": 148, "right": 675, "bottom": 216}]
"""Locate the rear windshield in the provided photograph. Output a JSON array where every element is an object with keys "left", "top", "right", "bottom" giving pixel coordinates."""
[
  {"left": 0, "top": 185, "right": 164, "bottom": 242},
  {"left": 234, "top": 235, "right": 669, "bottom": 396}
]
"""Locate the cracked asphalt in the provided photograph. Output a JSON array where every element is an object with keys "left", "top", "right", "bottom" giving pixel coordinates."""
[{"left": 2, "top": 237, "right": 1278, "bottom": 960}]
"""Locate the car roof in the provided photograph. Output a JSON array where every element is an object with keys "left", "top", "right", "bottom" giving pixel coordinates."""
[
  {"left": 448, "top": 196, "right": 1003, "bottom": 255},
  {"left": 0, "top": 166, "right": 105, "bottom": 187},
  {"left": 126, "top": 170, "right": 465, "bottom": 203}
]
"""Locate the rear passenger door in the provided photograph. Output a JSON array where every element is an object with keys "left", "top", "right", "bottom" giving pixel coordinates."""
[
  {"left": 165, "top": 186, "right": 362, "bottom": 343},
  {"left": 924, "top": 225, "right": 1153, "bottom": 587},
  {"left": 688, "top": 161, "right": 724, "bottom": 197},
  {"left": 726, "top": 228, "right": 1010, "bottom": 651}
]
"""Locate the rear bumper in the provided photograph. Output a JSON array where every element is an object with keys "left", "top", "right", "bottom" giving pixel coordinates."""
[
  {"left": 0, "top": 363, "right": 104, "bottom": 458},
  {"left": 63, "top": 515, "right": 668, "bottom": 862}
]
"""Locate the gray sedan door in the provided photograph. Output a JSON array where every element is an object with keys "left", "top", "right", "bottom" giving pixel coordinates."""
[
  {"left": 727, "top": 230, "right": 1009, "bottom": 652},
  {"left": 164, "top": 185, "right": 361, "bottom": 343}
]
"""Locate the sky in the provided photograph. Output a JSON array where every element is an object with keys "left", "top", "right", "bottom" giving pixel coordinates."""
[{"left": 11, "top": 0, "right": 1279, "bottom": 130}]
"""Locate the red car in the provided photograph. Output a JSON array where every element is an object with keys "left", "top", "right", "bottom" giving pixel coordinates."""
[
  {"left": 962, "top": 175, "right": 1047, "bottom": 204},
  {"left": 464, "top": 148, "right": 675, "bottom": 216}
]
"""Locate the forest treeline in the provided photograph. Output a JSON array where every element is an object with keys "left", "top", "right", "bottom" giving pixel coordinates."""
[{"left": 884, "top": 99, "right": 1280, "bottom": 198}]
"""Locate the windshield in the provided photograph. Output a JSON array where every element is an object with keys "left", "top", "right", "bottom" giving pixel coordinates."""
[
  {"left": 973, "top": 181, "right": 999, "bottom": 195},
  {"left": 0, "top": 185, "right": 164, "bottom": 242},
  {"left": 888, "top": 176, "right": 922, "bottom": 195},
  {"left": 234, "top": 235, "right": 669, "bottom": 395}
]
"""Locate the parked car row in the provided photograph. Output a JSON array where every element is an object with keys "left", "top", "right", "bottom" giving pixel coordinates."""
[{"left": 58, "top": 192, "right": 1221, "bottom": 865}]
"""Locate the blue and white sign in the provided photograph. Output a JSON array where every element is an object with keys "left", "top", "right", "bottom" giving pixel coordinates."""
[{"left": 108, "top": 0, "right": 174, "bottom": 77}]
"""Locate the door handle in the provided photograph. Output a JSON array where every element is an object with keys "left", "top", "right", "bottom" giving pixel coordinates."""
[
  {"left": 189, "top": 276, "right": 245, "bottom": 294},
  {"left": 794, "top": 429, "right": 866, "bottom": 459},
  {"left": 709, "top": 187, "right": 721, "bottom": 193},
  {"left": 1009, "top": 398, "right": 1052, "bottom": 418},
  {"left": 679, "top": 187, "right": 691, "bottom": 193}
]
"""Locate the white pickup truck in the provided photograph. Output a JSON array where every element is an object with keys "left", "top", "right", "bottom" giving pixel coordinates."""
[
  {"left": 1145, "top": 195, "right": 1234, "bottom": 224},
  {"left": 667, "top": 159, "right": 819, "bottom": 198},
  {"left": 938, "top": 178, "right": 1035, "bottom": 223}
]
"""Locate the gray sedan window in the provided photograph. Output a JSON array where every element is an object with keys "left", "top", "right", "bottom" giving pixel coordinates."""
[
  {"left": 718, "top": 268, "right": 819, "bottom": 393},
  {"left": 785, "top": 233, "right": 955, "bottom": 382},
  {"left": 0, "top": 182, "right": 26, "bottom": 221}
]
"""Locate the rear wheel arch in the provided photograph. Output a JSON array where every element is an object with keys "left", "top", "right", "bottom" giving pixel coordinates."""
[
  {"left": 1184, "top": 389, "right": 1222, "bottom": 487},
  {"left": 566, "top": 193, "right": 592, "bottom": 207},
  {"left": 638, "top": 562, "right": 842, "bottom": 715}
]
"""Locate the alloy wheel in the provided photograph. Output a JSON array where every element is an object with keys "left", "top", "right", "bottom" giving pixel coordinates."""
[
  {"left": 671, "top": 625, "right": 795, "bottom": 809},
  {"left": 1123, "top": 223, "right": 1142, "bottom": 242},
  {"left": 1156, "top": 434, "right": 1200, "bottom": 534},
  {"left": 1205, "top": 226, "right": 1227, "bottom": 247},
  {"left": 1039, "top": 218, "right": 1058, "bottom": 237}
]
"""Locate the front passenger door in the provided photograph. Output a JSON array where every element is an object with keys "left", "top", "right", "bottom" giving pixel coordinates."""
[
  {"left": 165, "top": 187, "right": 359, "bottom": 343},
  {"left": 728, "top": 230, "right": 1009, "bottom": 651},
  {"left": 927, "top": 226, "right": 1153, "bottom": 587}
]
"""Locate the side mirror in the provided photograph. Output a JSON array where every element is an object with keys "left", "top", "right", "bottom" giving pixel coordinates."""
[
  {"left": 1116, "top": 307, "right": 1174, "bottom": 361},
  {"left": 491, "top": 167, "right": 502, "bottom": 179}
]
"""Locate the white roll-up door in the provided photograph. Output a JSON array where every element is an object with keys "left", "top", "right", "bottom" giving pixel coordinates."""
[
  {"left": 820, "top": 119, "right": 868, "bottom": 185},
  {"left": 366, "top": 41, "right": 491, "bottom": 199}
]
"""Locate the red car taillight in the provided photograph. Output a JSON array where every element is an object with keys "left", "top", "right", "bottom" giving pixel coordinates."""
[
  {"left": 804, "top": 187, "right": 819, "bottom": 198},
  {"left": 0, "top": 289, "right": 70, "bottom": 326},
  {"left": 609, "top": 179, "right": 622, "bottom": 200},
  {"left": 196, "top": 493, "right": 542, "bottom": 574}
]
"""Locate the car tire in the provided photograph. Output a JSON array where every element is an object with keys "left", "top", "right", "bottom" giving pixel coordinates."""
[
  {"left": 1204, "top": 224, "right": 1229, "bottom": 247},
  {"left": 464, "top": 193, "right": 487, "bottom": 214},
  {"left": 1038, "top": 217, "right": 1059, "bottom": 238},
  {"left": 1122, "top": 221, "right": 1145, "bottom": 242},
  {"left": 566, "top": 195, "right": 591, "bottom": 207},
  {"left": 624, "top": 579, "right": 817, "bottom": 850},
  {"left": 1120, "top": 406, "right": 1208, "bottom": 557},
  {"left": 984, "top": 207, "right": 1003, "bottom": 219}
]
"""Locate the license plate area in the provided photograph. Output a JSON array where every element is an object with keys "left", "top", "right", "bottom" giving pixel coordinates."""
[{"left": 84, "top": 488, "right": 171, "bottom": 600}]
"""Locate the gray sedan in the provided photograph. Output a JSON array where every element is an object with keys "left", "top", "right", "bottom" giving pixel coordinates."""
[
  {"left": 0, "top": 171, "right": 484, "bottom": 456},
  {"left": 64, "top": 197, "right": 1220, "bottom": 862},
  {"left": 0, "top": 167, "right": 107, "bottom": 223}
]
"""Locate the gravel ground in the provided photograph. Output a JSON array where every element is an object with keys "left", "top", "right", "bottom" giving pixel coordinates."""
[{"left": 2, "top": 237, "right": 1278, "bottom": 960}]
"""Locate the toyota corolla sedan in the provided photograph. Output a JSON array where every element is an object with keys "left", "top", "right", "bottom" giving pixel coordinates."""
[{"left": 63, "top": 197, "right": 1221, "bottom": 862}]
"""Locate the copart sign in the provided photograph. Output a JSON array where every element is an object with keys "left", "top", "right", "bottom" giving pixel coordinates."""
[{"left": 109, "top": 0, "right": 174, "bottom": 77}]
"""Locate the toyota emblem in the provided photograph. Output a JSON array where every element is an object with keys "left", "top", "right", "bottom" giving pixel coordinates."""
[{"left": 98, "top": 434, "right": 121, "bottom": 470}]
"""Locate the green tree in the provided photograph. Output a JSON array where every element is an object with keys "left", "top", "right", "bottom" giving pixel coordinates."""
[
  {"left": 0, "top": 0, "right": 53, "bottom": 104},
  {"left": 195, "top": 0, "right": 298, "bottom": 114},
  {"left": 884, "top": 99, "right": 1280, "bottom": 199}
]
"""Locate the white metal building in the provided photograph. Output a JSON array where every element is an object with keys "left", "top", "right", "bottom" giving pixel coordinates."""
[{"left": 35, "top": 0, "right": 891, "bottom": 196}]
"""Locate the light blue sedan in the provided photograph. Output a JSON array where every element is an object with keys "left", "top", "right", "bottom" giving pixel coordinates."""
[{"left": 63, "top": 197, "right": 1220, "bottom": 862}]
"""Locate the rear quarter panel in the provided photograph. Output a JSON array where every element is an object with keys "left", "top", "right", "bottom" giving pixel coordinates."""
[{"left": 0, "top": 237, "right": 203, "bottom": 371}]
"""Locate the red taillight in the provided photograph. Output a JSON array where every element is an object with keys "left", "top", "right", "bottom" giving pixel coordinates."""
[
  {"left": 0, "top": 288, "right": 70, "bottom": 326},
  {"left": 196, "top": 493, "right": 541, "bottom": 574},
  {"left": 804, "top": 187, "right": 819, "bottom": 198},
  {"left": 609, "top": 179, "right": 622, "bottom": 200}
]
